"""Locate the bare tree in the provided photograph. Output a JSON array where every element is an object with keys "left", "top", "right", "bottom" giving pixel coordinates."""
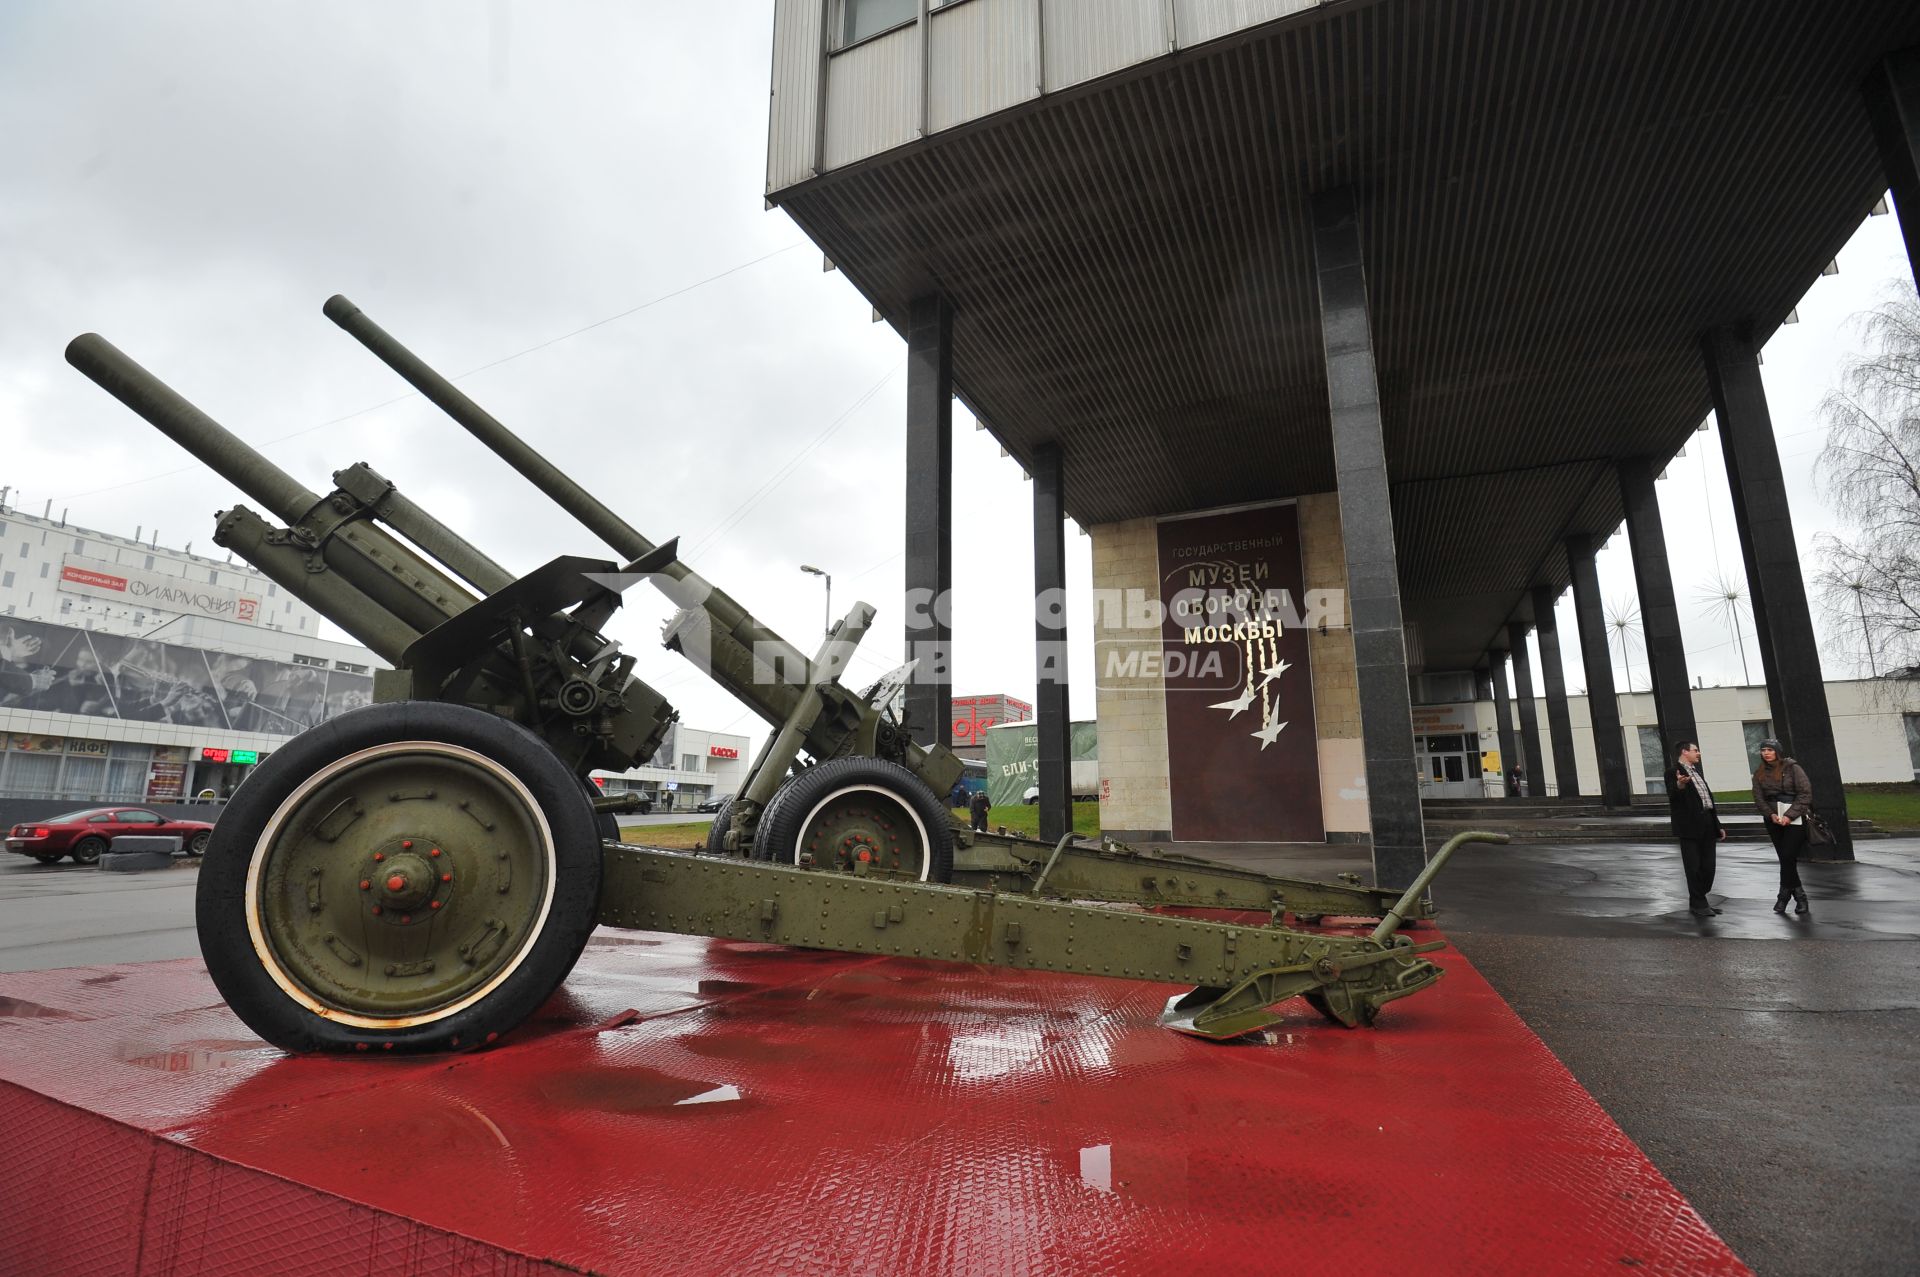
[{"left": 1814, "top": 281, "right": 1920, "bottom": 678}]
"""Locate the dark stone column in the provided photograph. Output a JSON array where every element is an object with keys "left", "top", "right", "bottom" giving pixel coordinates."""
[
  {"left": 1031, "top": 443, "right": 1072, "bottom": 844},
  {"left": 903, "top": 294, "right": 953, "bottom": 749},
  {"left": 1566, "top": 534, "right": 1634, "bottom": 807},
  {"left": 1720, "top": 437, "right": 1788, "bottom": 723},
  {"left": 1507, "top": 622, "right": 1544, "bottom": 797},
  {"left": 1490, "top": 656, "right": 1520, "bottom": 799},
  {"left": 1703, "top": 328, "right": 1853, "bottom": 858},
  {"left": 1864, "top": 48, "right": 1920, "bottom": 290},
  {"left": 1617, "top": 459, "right": 1698, "bottom": 754},
  {"left": 1531, "top": 586, "right": 1582, "bottom": 798},
  {"left": 1312, "top": 188, "right": 1426, "bottom": 889}
]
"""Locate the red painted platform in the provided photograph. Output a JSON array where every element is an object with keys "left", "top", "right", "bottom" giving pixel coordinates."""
[{"left": 0, "top": 928, "right": 1748, "bottom": 1275}]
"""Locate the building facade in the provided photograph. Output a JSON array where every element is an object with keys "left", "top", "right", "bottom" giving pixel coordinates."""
[{"left": 763, "top": 0, "right": 1920, "bottom": 876}]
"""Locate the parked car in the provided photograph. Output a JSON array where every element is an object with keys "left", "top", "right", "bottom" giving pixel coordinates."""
[
  {"left": 695, "top": 797, "right": 726, "bottom": 813},
  {"left": 6, "top": 808, "right": 215, "bottom": 865}
]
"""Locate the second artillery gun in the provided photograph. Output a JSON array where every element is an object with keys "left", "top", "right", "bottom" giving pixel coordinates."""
[{"left": 65, "top": 297, "right": 1484, "bottom": 1057}]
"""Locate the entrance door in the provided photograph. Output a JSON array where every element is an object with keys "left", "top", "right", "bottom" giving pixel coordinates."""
[{"left": 1417, "top": 734, "right": 1481, "bottom": 798}]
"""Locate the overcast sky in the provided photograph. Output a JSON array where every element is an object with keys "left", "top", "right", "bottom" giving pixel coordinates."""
[{"left": 1, "top": 2, "right": 1910, "bottom": 743}]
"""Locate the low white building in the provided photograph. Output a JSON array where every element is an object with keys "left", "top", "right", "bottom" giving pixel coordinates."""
[
  {"left": 1412, "top": 678, "right": 1920, "bottom": 799},
  {"left": 591, "top": 723, "right": 751, "bottom": 812}
]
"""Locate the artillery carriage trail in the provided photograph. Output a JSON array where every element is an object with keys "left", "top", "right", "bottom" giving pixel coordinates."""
[{"left": 64, "top": 297, "right": 1492, "bottom": 1056}]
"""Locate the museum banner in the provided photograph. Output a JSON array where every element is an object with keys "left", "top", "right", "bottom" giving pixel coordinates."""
[{"left": 1156, "top": 502, "right": 1323, "bottom": 841}]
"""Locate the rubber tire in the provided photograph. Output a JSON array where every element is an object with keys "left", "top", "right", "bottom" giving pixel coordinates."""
[
  {"left": 71, "top": 836, "right": 106, "bottom": 866},
  {"left": 196, "top": 701, "right": 603, "bottom": 1055},
  {"left": 188, "top": 831, "right": 211, "bottom": 857},
  {"left": 703, "top": 794, "right": 737, "bottom": 854},
  {"left": 755, "top": 757, "right": 953, "bottom": 883}
]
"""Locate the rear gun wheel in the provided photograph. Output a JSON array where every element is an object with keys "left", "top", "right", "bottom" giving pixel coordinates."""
[
  {"left": 756, "top": 757, "right": 953, "bottom": 883},
  {"left": 196, "top": 701, "right": 602, "bottom": 1055}
]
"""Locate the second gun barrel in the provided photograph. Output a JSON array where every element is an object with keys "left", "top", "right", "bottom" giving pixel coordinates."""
[{"left": 65, "top": 333, "right": 322, "bottom": 525}]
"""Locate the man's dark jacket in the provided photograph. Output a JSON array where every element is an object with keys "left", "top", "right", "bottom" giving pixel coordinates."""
[{"left": 1665, "top": 765, "right": 1722, "bottom": 840}]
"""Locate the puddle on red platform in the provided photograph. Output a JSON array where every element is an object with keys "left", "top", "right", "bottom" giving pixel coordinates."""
[
  {"left": 537, "top": 1066, "right": 750, "bottom": 1115},
  {"left": 0, "top": 996, "right": 84, "bottom": 1021},
  {"left": 117, "top": 1039, "right": 275, "bottom": 1072}
]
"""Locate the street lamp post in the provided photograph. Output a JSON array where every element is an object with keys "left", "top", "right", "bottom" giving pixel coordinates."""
[{"left": 800, "top": 564, "right": 831, "bottom": 638}]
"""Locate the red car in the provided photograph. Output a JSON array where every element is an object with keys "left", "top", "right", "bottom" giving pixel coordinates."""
[{"left": 6, "top": 808, "right": 214, "bottom": 865}]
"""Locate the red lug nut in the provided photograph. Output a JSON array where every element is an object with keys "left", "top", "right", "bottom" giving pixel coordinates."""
[
  {"left": 402, "top": 840, "right": 413, "bottom": 849},
  {"left": 387, "top": 875, "right": 407, "bottom": 892},
  {"left": 373, "top": 852, "right": 385, "bottom": 862},
  {"left": 360, "top": 880, "right": 371, "bottom": 891},
  {"left": 430, "top": 847, "right": 441, "bottom": 858},
  {"left": 429, "top": 901, "right": 441, "bottom": 910},
  {"left": 441, "top": 873, "right": 452, "bottom": 883},
  {"left": 371, "top": 906, "right": 382, "bottom": 916}
]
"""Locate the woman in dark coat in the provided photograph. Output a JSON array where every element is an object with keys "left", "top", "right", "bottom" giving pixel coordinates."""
[
  {"left": 1665, "top": 739, "right": 1726, "bottom": 917},
  {"left": 1752, "top": 738, "right": 1813, "bottom": 914}
]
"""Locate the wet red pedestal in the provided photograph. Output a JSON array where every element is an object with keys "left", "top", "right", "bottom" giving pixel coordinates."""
[{"left": 0, "top": 929, "right": 1748, "bottom": 1275}]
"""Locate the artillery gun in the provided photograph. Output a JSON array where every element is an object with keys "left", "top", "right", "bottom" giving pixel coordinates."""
[{"left": 65, "top": 298, "right": 1491, "bottom": 1056}]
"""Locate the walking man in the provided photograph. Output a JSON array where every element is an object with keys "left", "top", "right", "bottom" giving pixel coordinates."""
[
  {"left": 968, "top": 787, "right": 991, "bottom": 833},
  {"left": 1667, "top": 739, "right": 1727, "bottom": 917}
]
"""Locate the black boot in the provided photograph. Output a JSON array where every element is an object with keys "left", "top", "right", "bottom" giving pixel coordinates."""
[
  {"left": 1793, "top": 889, "right": 1809, "bottom": 915},
  {"left": 1773, "top": 893, "right": 1790, "bottom": 914}
]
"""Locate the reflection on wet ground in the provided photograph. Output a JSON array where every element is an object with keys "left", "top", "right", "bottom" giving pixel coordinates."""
[
  {"left": 1200, "top": 836, "right": 1920, "bottom": 940},
  {"left": 0, "top": 995, "right": 83, "bottom": 1020}
]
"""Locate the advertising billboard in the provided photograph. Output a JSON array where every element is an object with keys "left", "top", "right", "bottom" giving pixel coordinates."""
[
  {"left": 0, "top": 615, "right": 371, "bottom": 736},
  {"left": 58, "top": 554, "right": 264, "bottom": 625}
]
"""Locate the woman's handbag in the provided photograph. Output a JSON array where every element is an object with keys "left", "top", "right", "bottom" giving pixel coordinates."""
[{"left": 1807, "top": 811, "right": 1836, "bottom": 848}]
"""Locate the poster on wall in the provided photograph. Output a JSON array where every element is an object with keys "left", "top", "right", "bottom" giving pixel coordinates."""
[
  {"left": 0, "top": 616, "right": 374, "bottom": 738},
  {"left": 1156, "top": 502, "right": 1323, "bottom": 842}
]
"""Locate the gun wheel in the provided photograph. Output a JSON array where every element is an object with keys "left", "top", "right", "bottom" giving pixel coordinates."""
[
  {"left": 197, "top": 702, "right": 602, "bottom": 1054},
  {"left": 757, "top": 757, "right": 954, "bottom": 884}
]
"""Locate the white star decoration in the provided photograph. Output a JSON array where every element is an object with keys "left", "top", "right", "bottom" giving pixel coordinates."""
[
  {"left": 1251, "top": 719, "right": 1288, "bottom": 749},
  {"left": 1209, "top": 684, "right": 1258, "bottom": 719},
  {"left": 1259, "top": 659, "right": 1292, "bottom": 684}
]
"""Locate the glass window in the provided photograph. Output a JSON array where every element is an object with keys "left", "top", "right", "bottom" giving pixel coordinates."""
[
  {"left": 1443, "top": 756, "right": 1464, "bottom": 782},
  {"left": 843, "top": 0, "right": 915, "bottom": 45},
  {"left": 1, "top": 571, "right": 10, "bottom": 589},
  {"left": 209, "top": 569, "right": 219, "bottom": 584},
  {"left": 1905, "top": 714, "right": 1920, "bottom": 780},
  {"left": 64, "top": 755, "right": 107, "bottom": 799},
  {"left": 144, "top": 555, "right": 155, "bottom": 569},
  {"left": 117, "top": 810, "right": 163, "bottom": 824},
  {"left": 1637, "top": 725, "right": 1665, "bottom": 795},
  {"left": 88, "top": 812, "right": 114, "bottom": 824},
  {"left": 681, "top": 753, "right": 702, "bottom": 773},
  {"left": 38, "top": 562, "right": 48, "bottom": 577},
  {"left": 1743, "top": 720, "right": 1774, "bottom": 775}
]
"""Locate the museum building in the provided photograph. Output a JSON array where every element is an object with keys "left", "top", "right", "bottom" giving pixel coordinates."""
[{"left": 763, "top": 0, "right": 1920, "bottom": 885}]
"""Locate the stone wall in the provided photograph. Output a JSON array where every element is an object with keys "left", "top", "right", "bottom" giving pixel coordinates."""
[
  {"left": 1088, "top": 517, "right": 1172, "bottom": 839},
  {"left": 1297, "top": 493, "right": 1367, "bottom": 837}
]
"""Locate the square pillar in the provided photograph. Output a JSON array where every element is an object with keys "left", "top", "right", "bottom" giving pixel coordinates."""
[
  {"left": 1490, "top": 653, "right": 1521, "bottom": 799},
  {"left": 1507, "top": 622, "right": 1544, "bottom": 796},
  {"left": 1312, "top": 188, "right": 1426, "bottom": 889},
  {"left": 1566, "top": 534, "right": 1634, "bottom": 806},
  {"left": 1031, "top": 443, "right": 1072, "bottom": 844},
  {"left": 903, "top": 294, "right": 953, "bottom": 748},
  {"left": 1864, "top": 47, "right": 1920, "bottom": 290},
  {"left": 1531, "top": 586, "right": 1581, "bottom": 798},
  {"left": 1617, "top": 459, "right": 1698, "bottom": 753},
  {"left": 1703, "top": 328, "right": 1853, "bottom": 858}
]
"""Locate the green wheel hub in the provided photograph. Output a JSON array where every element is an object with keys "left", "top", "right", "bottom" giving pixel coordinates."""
[
  {"left": 245, "top": 740, "right": 556, "bottom": 1028},
  {"left": 796, "top": 785, "right": 931, "bottom": 882}
]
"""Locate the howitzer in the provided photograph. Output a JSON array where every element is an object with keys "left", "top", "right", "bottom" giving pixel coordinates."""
[{"left": 64, "top": 298, "right": 1466, "bottom": 1057}]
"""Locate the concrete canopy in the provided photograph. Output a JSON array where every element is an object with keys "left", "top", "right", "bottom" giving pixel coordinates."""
[{"left": 771, "top": 0, "right": 1920, "bottom": 671}]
